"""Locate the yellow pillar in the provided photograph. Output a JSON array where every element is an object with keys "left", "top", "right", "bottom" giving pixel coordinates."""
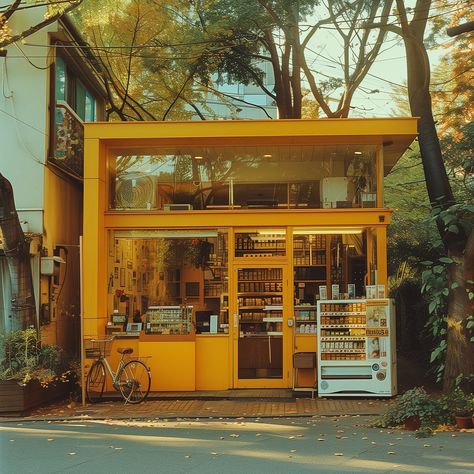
[
  {"left": 83, "top": 138, "right": 107, "bottom": 337},
  {"left": 375, "top": 226, "right": 388, "bottom": 288}
]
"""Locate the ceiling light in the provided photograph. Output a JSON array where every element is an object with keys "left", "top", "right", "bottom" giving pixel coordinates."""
[
  {"left": 354, "top": 151, "right": 363, "bottom": 155},
  {"left": 194, "top": 156, "right": 204, "bottom": 160},
  {"left": 263, "top": 154, "right": 272, "bottom": 158},
  {"left": 294, "top": 228, "right": 363, "bottom": 235}
]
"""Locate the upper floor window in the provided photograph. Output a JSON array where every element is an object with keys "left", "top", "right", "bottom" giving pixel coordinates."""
[
  {"left": 55, "top": 56, "right": 96, "bottom": 121},
  {"left": 108, "top": 144, "right": 377, "bottom": 211}
]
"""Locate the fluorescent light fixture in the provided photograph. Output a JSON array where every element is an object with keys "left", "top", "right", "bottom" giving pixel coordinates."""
[
  {"left": 263, "top": 154, "right": 272, "bottom": 158},
  {"left": 256, "top": 229, "right": 286, "bottom": 235},
  {"left": 194, "top": 156, "right": 204, "bottom": 160},
  {"left": 114, "top": 230, "right": 218, "bottom": 239},
  {"left": 354, "top": 151, "right": 363, "bottom": 155},
  {"left": 293, "top": 228, "right": 363, "bottom": 235}
]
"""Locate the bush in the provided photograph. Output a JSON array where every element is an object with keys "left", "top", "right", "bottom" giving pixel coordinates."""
[
  {"left": 439, "top": 387, "right": 473, "bottom": 420},
  {"left": 0, "top": 328, "right": 72, "bottom": 387},
  {"left": 372, "top": 387, "right": 443, "bottom": 435}
]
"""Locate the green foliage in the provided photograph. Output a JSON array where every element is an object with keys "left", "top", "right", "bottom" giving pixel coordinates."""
[
  {"left": 371, "top": 388, "right": 443, "bottom": 436},
  {"left": 439, "top": 387, "right": 474, "bottom": 419},
  {"left": 0, "top": 328, "right": 70, "bottom": 387}
]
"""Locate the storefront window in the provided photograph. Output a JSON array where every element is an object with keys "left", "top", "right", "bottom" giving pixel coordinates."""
[
  {"left": 293, "top": 229, "right": 367, "bottom": 307},
  {"left": 107, "top": 229, "right": 228, "bottom": 335},
  {"left": 108, "top": 145, "right": 377, "bottom": 211}
]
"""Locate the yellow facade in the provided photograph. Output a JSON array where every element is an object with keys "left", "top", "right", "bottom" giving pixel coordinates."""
[{"left": 83, "top": 118, "right": 417, "bottom": 392}]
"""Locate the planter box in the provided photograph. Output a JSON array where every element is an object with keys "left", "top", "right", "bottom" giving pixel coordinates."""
[{"left": 0, "top": 380, "right": 73, "bottom": 415}]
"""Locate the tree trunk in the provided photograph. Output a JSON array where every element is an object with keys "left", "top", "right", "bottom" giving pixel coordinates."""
[
  {"left": 397, "top": 0, "right": 472, "bottom": 391},
  {"left": 444, "top": 229, "right": 474, "bottom": 393},
  {"left": 0, "top": 173, "right": 36, "bottom": 330}
]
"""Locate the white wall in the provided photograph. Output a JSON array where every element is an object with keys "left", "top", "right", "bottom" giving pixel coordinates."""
[{"left": 0, "top": 7, "right": 58, "bottom": 233}]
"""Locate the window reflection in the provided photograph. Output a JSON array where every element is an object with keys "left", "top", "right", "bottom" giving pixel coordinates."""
[
  {"left": 109, "top": 145, "right": 377, "bottom": 210},
  {"left": 108, "top": 230, "right": 228, "bottom": 334}
]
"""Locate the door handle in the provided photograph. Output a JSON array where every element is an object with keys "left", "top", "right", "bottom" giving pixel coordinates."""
[{"left": 287, "top": 318, "right": 294, "bottom": 327}]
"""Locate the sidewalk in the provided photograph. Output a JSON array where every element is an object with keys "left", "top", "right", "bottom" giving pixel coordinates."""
[{"left": 1, "top": 389, "right": 392, "bottom": 422}]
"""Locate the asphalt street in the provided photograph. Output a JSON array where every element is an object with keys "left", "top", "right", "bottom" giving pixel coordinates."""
[{"left": 1, "top": 416, "right": 473, "bottom": 473}]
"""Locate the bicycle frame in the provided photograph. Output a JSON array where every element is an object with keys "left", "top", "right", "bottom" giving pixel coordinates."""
[{"left": 100, "top": 354, "right": 127, "bottom": 388}]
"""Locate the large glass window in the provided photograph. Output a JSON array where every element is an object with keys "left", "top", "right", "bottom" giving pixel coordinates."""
[
  {"left": 108, "top": 145, "right": 377, "bottom": 211},
  {"left": 107, "top": 229, "right": 229, "bottom": 335},
  {"left": 55, "top": 56, "right": 97, "bottom": 122}
]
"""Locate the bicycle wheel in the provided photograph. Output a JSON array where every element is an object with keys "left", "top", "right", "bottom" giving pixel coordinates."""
[
  {"left": 117, "top": 360, "right": 151, "bottom": 404},
  {"left": 86, "top": 360, "right": 106, "bottom": 403}
]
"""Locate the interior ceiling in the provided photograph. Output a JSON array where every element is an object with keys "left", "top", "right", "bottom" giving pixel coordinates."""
[{"left": 115, "top": 144, "right": 376, "bottom": 162}]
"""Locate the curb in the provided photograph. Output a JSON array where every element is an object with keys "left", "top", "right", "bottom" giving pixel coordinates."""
[{"left": 0, "top": 412, "right": 379, "bottom": 424}]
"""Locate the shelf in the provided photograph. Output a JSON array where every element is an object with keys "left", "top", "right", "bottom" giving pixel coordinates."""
[
  {"left": 296, "top": 319, "right": 317, "bottom": 323},
  {"left": 238, "top": 279, "right": 282, "bottom": 283},
  {"left": 267, "top": 331, "right": 283, "bottom": 336},
  {"left": 240, "top": 320, "right": 266, "bottom": 324},
  {"left": 295, "top": 305, "right": 317, "bottom": 309},
  {"left": 263, "top": 305, "right": 283, "bottom": 311},
  {"left": 294, "top": 280, "right": 326, "bottom": 283},
  {"left": 262, "top": 317, "right": 283, "bottom": 322},
  {"left": 241, "top": 332, "right": 283, "bottom": 337},
  {"left": 238, "top": 292, "right": 282, "bottom": 296},
  {"left": 293, "top": 263, "right": 326, "bottom": 268},
  {"left": 321, "top": 349, "right": 366, "bottom": 354},
  {"left": 320, "top": 336, "right": 365, "bottom": 341},
  {"left": 320, "top": 324, "right": 366, "bottom": 328},
  {"left": 320, "top": 311, "right": 366, "bottom": 316},
  {"left": 239, "top": 306, "right": 265, "bottom": 310}
]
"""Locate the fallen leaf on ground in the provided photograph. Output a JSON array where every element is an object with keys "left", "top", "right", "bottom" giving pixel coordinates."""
[
  {"left": 47, "top": 438, "right": 54, "bottom": 442},
  {"left": 68, "top": 453, "right": 77, "bottom": 456},
  {"left": 388, "top": 452, "right": 396, "bottom": 455},
  {"left": 334, "top": 453, "right": 344, "bottom": 456},
  {"left": 290, "top": 449, "right": 296, "bottom": 453},
  {"left": 317, "top": 438, "right": 325, "bottom": 441},
  {"left": 229, "top": 434, "right": 239, "bottom": 438}
]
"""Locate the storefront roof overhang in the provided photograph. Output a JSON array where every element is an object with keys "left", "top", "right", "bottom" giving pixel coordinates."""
[{"left": 84, "top": 117, "right": 418, "bottom": 175}]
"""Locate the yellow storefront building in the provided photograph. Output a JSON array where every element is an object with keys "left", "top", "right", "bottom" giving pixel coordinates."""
[{"left": 82, "top": 118, "right": 417, "bottom": 393}]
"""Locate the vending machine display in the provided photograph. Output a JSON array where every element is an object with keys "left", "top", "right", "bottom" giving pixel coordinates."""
[{"left": 317, "top": 299, "right": 397, "bottom": 397}]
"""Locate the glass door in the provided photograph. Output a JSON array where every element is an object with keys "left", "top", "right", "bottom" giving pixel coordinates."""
[{"left": 234, "top": 265, "right": 289, "bottom": 387}]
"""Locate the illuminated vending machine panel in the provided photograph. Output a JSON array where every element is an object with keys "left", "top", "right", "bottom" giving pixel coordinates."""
[{"left": 317, "top": 299, "right": 397, "bottom": 397}]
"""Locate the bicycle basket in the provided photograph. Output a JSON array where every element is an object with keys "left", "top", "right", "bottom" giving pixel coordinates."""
[{"left": 84, "top": 337, "right": 113, "bottom": 358}]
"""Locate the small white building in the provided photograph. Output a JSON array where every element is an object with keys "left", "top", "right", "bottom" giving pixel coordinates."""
[{"left": 0, "top": 8, "right": 105, "bottom": 356}]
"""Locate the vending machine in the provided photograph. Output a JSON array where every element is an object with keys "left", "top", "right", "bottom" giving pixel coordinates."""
[{"left": 316, "top": 299, "right": 397, "bottom": 397}]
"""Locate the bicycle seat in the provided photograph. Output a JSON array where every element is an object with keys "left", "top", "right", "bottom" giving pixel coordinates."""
[{"left": 117, "top": 347, "right": 133, "bottom": 355}]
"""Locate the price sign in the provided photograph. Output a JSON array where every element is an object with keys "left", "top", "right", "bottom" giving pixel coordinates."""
[{"left": 366, "top": 328, "right": 389, "bottom": 337}]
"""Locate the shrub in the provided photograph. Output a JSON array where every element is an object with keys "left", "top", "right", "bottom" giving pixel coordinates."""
[{"left": 0, "top": 328, "right": 72, "bottom": 387}]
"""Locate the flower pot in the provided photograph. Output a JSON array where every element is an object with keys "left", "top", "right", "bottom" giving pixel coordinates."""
[
  {"left": 455, "top": 416, "right": 473, "bottom": 429},
  {"left": 404, "top": 416, "right": 421, "bottom": 431}
]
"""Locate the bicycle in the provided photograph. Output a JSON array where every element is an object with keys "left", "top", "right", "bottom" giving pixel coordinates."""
[{"left": 85, "top": 337, "right": 151, "bottom": 404}]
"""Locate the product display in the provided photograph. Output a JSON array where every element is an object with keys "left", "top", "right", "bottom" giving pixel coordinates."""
[
  {"left": 145, "top": 305, "right": 193, "bottom": 335},
  {"left": 317, "top": 299, "right": 397, "bottom": 396},
  {"left": 238, "top": 268, "right": 283, "bottom": 335}
]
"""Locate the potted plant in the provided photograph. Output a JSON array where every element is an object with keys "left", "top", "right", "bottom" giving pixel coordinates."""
[
  {"left": 440, "top": 388, "right": 474, "bottom": 429},
  {"left": 372, "top": 387, "right": 441, "bottom": 433},
  {"left": 0, "top": 328, "right": 75, "bottom": 414}
]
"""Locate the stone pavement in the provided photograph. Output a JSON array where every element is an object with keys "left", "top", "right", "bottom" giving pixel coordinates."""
[{"left": 1, "top": 389, "right": 392, "bottom": 421}]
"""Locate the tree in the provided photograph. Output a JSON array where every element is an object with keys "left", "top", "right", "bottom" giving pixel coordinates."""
[
  {"left": 374, "top": 0, "right": 473, "bottom": 391},
  {"left": 0, "top": 0, "right": 82, "bottom": 49}
]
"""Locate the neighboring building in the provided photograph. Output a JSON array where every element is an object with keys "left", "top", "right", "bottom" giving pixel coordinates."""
[
  {"left": 82, "top": 118, "right": 417, "bottom": 393},
  {"left": 0, "top": 9, "right": 106, "bottom": 357},
  {"left": 188, "top": 60, "right": 278, "bottom": 120}
]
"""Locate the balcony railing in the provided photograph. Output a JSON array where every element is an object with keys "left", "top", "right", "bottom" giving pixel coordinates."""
[{"left": 50, "top": 100, "right": 84, "bottom": 179}]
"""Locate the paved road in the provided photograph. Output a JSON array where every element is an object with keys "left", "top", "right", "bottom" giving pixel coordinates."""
[{"left": 1, "top": 416, "right": 473, "bottom": 473}]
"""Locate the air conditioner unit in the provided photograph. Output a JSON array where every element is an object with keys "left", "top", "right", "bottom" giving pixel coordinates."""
[
  {"left": 163, "top": 203, "right": 193, "bottom": 211},
  {"left": 115, "top": 175, "right": 157, "bottom": 210},
  {"left": 321, "top": 177, "right": 349, "bottom": 208}
]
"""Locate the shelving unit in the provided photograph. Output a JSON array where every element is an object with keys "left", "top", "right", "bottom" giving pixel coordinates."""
[
  {"left": 235, "top": 233, "right": 286, "bottom": 258},
  {"left": 294, "top": 305, "right": 317, "bottom": 334},
  {"left": 237, "top": 267, "right": 284, "bottom": 379},
  {"left": 293, "top": 234, "right": 329, "bottom": 303}
]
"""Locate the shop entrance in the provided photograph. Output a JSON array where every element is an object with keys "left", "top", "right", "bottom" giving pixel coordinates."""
[{"left": 233, "top": 264, "right": 290, "bottom": 388}]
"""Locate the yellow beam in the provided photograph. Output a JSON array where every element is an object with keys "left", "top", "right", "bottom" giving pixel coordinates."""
[{"left": 104, "top": 209, "right": 393, "bottom": 230}]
